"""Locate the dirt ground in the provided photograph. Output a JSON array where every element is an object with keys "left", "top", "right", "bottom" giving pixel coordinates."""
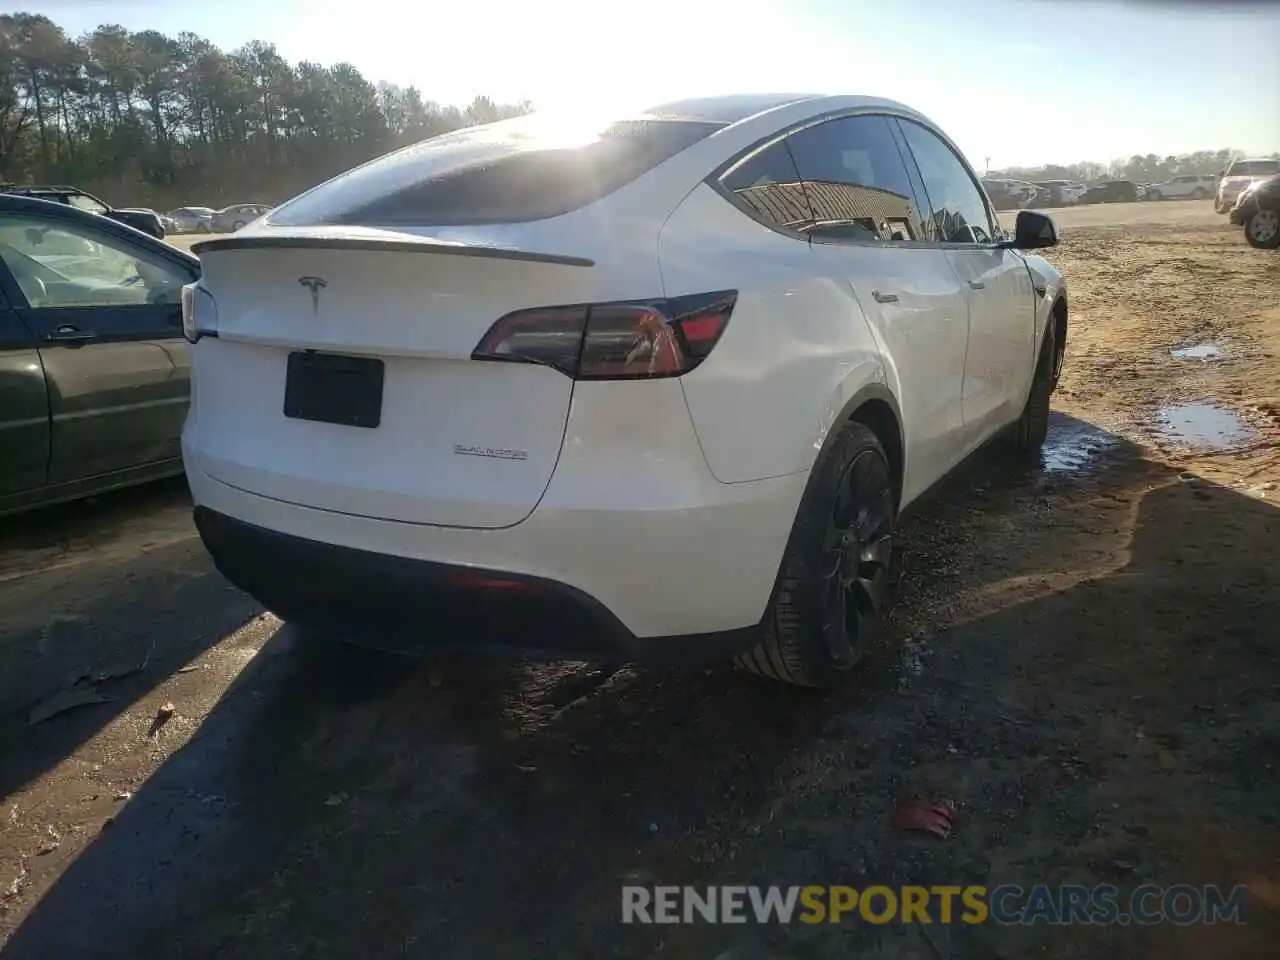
[{"left": 1, "top": 199, "right": 1278, "bottom": 959}]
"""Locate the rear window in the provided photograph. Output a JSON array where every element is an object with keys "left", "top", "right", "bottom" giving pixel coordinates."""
[
  {"left": 269, "top": 115, "right": 724, "bottom": 228},
  {"left": 1227, "top": 160, "right": 1280, "bottom": 177},
  {"left": 67, "top": 194, "right": 108, "bottom": 214}
]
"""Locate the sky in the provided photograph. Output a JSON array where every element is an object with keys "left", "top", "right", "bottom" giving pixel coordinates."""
[{"left": 24, "top": 0, "right": 1280, "bottom": 169}]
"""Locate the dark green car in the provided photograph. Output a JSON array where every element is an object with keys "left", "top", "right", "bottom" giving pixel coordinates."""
[{"left": 0, "top": 194, "right": 200, "bottom": 517}]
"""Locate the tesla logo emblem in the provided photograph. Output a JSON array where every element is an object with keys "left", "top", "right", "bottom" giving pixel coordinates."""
[{"left": 298, "top": 276, "right": 326, "bottom": 314}]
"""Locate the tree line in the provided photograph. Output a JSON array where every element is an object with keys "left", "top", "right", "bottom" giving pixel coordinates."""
[
  {"left": 3, "top": 12, "right": 1275, "bottom": 213},
  {"left": 992, "top": 148, "right": 1278, "bottom": 187},
  {"left": 1, "top": 12, "right": 532, "bottom": 210}
]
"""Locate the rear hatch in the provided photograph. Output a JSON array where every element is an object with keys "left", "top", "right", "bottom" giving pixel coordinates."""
[
  {"left": 192, "top": 231, "right": 599, "bottom": 528},
  {"left": 190, "top": 115, "right": 732, "bottom": 529},
  {"left": 188, "top": 111, "right": 723, "bottom": 528}
]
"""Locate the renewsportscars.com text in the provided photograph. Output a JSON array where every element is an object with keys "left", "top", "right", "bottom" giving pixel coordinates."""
[{"left": 621, "top": 884, "right": 1248, "bottom": 926}]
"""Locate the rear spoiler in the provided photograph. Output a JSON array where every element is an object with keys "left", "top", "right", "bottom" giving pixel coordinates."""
[{"left": 191, "top": 233, "right": 594, "bottom": 267}]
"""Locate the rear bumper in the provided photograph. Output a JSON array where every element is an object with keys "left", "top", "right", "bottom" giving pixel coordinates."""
[
  {"left": 194, "top": 506, "right": 760, "bottom": 664},
  {"left": 183, "top": 367, "right": 810, "bottom": 643},
  {"left": 184, "top": 456, "right": 807, "bottom": 660}
]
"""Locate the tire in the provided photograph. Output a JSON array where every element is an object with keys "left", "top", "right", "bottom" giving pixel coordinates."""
[
  {"left": 233, "top": 220, "right": 246, "bottom": 231},
  {"left": 735, "top": 421, "right": 897, "bottom": 688},
  {"left": 196, "top": 223, "right": 210, "bottom": 233},
  {"left": 1006, "top": 324, "right": 1057, "bottom": 456},
  {"left": 1191, "top": 188, "right": 1207, "bottom": 200},
  {"left": 1245, "top": 209, "right": 1280, "bottom": 249}
]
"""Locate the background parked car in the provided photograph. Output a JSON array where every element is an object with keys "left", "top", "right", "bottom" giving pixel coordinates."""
[
  {"left": 0, "top": 193, "right": 199, "bottom": 516},
  {"left": 0, "top": 184, "right": 165, "bottom": 239},
  {"left": 1148, "top": 174, "right": 1218, "bottom": 200},
  {"left": 982, "top": 178, "right": 1038, "bottom": 210},
  {"left": 1216, "top": 157, "right": 1280, "bottom": 213},
  {"left": 167, "top": 206, "right": 217, "bottom": 233},
  {"left": 1081, "top": 180, "right": 1141, "bottom": 204},
  {"left": 1229, "top": 172, "right": 1280, "bottom": 249},
  {"left": 211, "top": 203, "right": 272, "bottom": 233},
  {"left": 1032, "top": 180, "right": 1087, "bottom": 206}
]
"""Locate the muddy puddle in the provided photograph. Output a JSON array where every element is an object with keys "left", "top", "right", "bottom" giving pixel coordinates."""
[
  {"left": 1041, "top": 418, "right": 1119, "bottom": 473},
  {"left": 1170, "top": 341, "right": 1221, "bottom": 360},
  {"left": 1156, "top": 402, "right": 1252, "bottom": 448}
]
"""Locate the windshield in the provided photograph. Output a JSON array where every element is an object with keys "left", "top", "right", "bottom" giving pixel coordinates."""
[
  {"left": 1227, "top": 160, "right": 1280, "bottom": 177},
  {"left": 267, "top": 113, "right": 725, "bottom": 227}
]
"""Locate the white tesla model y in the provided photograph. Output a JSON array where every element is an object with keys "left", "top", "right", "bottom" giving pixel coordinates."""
[{"left": 182, "top": 93, "right": 1068, "bottom": 687}]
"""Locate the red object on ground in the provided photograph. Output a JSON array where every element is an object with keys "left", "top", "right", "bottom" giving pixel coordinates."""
[{"left": 891, "top": 798, "right": 956, "bottom": 839}]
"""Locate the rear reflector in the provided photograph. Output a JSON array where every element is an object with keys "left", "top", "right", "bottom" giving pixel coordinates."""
[
  {"left": 446, "top": 570, "right": 537, "bottom": 592},
  {"left": 471, "top": 290, "right": 736, "bottom": 380}
]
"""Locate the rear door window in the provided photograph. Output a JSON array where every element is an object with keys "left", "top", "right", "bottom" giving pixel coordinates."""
[
  {"left": 782, "top": 115, "right": 927, "bottom": 243},
  {"left": 272, "top": 116, "right": 725, "bottom": 227}
]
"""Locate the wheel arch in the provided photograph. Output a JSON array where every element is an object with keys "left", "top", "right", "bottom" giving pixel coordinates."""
[
  {"left": 812, "top": 382, "right": 905, "bottom": 513},
  {"left": 1047, "top": 294, "right": 1068, "bottom": 384}
]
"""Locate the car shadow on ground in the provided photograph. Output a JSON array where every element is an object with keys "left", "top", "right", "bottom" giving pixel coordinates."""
[
  {"left": 0, "top": 475, "right": 188, "bottom": 559},
  {"left": 4, "top": 414, "right": 1278, "bottom": 959},
  {"left": 0, "top": 477, "right": 258, "bottom": 801}
]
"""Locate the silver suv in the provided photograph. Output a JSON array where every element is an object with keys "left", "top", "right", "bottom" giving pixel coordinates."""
[{"left": 1148, "top": 174, "right": 1217, "bottom": 201}]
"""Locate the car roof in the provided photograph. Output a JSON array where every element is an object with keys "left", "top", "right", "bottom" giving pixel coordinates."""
[
  {"left": 641, "top": 93, "right": 825, "bottom": 124},
  {"left": 245, "top": 92, "right": 946, "bottom": 236},
  {"left": 0, "top": 193, "right": 198, "bottom": 266}
]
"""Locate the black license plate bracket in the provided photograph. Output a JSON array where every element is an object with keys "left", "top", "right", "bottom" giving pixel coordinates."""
[{"left": 283, "top": 351, "right": 384, "bottom": 428}]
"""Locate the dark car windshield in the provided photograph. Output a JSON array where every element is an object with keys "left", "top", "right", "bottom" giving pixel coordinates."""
[
  {"left": 1227, "top": 160, "right": 1280, "bottom": 177},
  {"left": 268, "top": 114, "right": 725, "bottom": 228}
]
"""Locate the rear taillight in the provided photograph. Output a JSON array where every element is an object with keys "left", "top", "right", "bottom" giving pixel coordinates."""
[
  {"left": 181, "top": 282, "right": 219, "bottom": 344},
  {"left": 471, "top": 290, "right": 736, "bottom": 380}
]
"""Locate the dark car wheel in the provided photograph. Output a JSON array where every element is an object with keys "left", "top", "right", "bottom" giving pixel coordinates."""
[
  {"left": 196, "top": 222, "right": 210, "bottom": 233},
  {"left": 1191, "top": 187, "right": 1207, "bottom": 200},
  {"left": 233, "top": 220, "right": 246, "bottom": 230},
  {"left": 1245, "top": 208, "right": 1280, "bottom": 249},
  {"left": 736, "top": 421, "right": 897, "bottom": 688},
  {"left": 1005, "top": 322, "right": 1058, "bottom": 457}
]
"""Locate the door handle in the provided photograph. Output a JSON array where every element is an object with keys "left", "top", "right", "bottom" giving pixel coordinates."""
[
  {"left": 968, "top": 280, "right": 986, "bottom": 290},
  {"left": 871, "top": 290, "right": 899, "bottom": 304},
  {"left": 43, "top": 325, "right": 99, "bottom": 344}
]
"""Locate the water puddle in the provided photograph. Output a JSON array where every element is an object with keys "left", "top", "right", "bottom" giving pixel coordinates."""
[
  {"left": 896, "top": 639, "right": 928, "bottom": 692},
  {"left": 1170, "top": 342, "right": 1221, "bottom": 361},
  {"left": 1155, "top": 403, "right": 1252, "bottom": 449},
  {"left": 1041, "top": 418, "right": 1119, "bottom": 474}
]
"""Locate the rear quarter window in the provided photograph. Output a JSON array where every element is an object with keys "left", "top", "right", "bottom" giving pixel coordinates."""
[
  {"left": 718, "top": 140, "right": 814, "bottom": 234},
  {"left": 271, "top": 117, "right": 725, "bottom": 228}
]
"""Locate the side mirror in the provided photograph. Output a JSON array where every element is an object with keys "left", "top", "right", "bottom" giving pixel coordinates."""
[{"left": 1001, "top": 210, "right": 1057, "bottom": 250}]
